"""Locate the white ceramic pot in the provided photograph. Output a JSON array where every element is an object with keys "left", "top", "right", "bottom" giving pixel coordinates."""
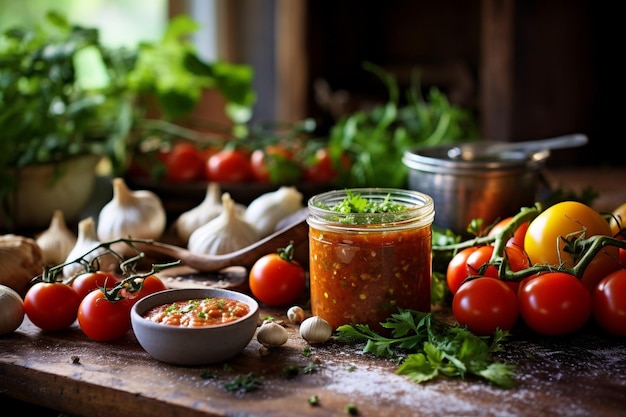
[{"left": 0, "top": 155, "right": 101, "bottom": 231}]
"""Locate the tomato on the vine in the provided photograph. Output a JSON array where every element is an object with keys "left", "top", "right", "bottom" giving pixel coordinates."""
[
  {"left": 249, "top": 244, "right": 306, "bottom": 306},
  {"left": 462, "top": 245, "right": 529, "bottom": 293},
  {"left": 303, "top": 148, "right": 349, "bottom": 183},
  {"left": 23, "top": 282, "right": 81, "bottom": 331},
  {"left": 446, "top": 246, "right": 479, "bottom": 295},
  {"left": 487, "top": 217, "right": 529, "bottom": 249},
  {"left": 250, "top": 145, "right": 302, "bottom": 183},
  {"left": 162, "top": 142, "right": 206, "bottom": 182},
  {"left": 121, "top": 275, "right": 168, "bottom": 308},
  {"left": 452, "top": 277, "right": 519, "bottom": 336},
  {"left": 524, "top": 201, "right": 620, "bottom": 291},
  {"left": 592, "top": 269, "right": 626, "bottom": 337},
  {"left": 77, "top": 289, "right": 132, "bottom": 341},
  {"left": 518, "top": 272, "right": 591, "bottom": 336},
  {"left": 71, "top": 271, "right": 120, "bottom": 300},
  {"left": 206, "top": 148, "right": 252, "bottom": 182}
]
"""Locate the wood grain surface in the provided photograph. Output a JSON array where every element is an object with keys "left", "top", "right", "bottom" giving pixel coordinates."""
[{"left": 1, "top": 297, "right": 624, "bottom": 417}]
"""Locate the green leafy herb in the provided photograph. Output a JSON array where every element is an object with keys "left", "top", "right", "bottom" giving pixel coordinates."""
[
  {"left": 327, "top": 61, "right": 479, "bottom": 189},
  {"left": 313, "top": 190, "right": 411, "bottom": 225},
  {"left": 222, "top": 372, "right": 263, "bottom": 393},
  {"left": 335, "top": 309, "right": 516, "bottom": 388}
]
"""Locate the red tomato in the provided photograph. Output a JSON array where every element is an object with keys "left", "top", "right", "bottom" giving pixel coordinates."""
[
  {"left": 249, "top": 248, "right": 306, "bottom": 306},
  {"left": 77, "top": 289, "right": 132, "bottom": 341},
  {"left": 206, "top": 148, "right": 252, "bottom": 182},
  {"left": 163, "top": 142, "right": 206, "bottom": 182},
  {"left": 23, "top": 282, "right": 81, "bottom": 331},
  {"left": 592, "top": 269, "right": 626, "bottom": 337},
  {"left": 524, "top": 201, "right": 620, "bottom": 291},
  {"left": 71, "top": 271, "right": 120, "bottom": 300},
  {"left": 121, "top": 275, "right": 168, "bottom": 307},
  {"left": 452, "top": 277, "right": 519, "bottom": 336},
  {"left": 446, "top": 246, "right": 479, "bottom": 295},
  {"left": 518, "top": 272, "right": 591, "bottom": 336},
  {"left": 619, "top": 248, "right": 626, "bottom": 266},
  {"left": 488, "top": 217, "right": 529, "bottom": 249},
  {"left": 465, "top": 245, "right": 529, "bottom": 293},
  {"left": 250, "top": 145, "right": 300, "bottom": 183},
  {"left": 303, "top": 148, "right": 349, "bottom": 183}
]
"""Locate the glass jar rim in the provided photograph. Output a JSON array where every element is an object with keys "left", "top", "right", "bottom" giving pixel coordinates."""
[{"left": 307, "top": 188, "right": 435, "bottom": 231}]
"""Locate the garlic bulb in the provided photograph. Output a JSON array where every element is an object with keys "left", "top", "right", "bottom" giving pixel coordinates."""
[
  {"left": 0, "top": 284, "right": 24, "bottom": 336},
  {"left": 0, "top": 235, "right": 45, "bottom": 296},
  {"left": 63, "top": 217, "right": 119, "bottom": 279},
  {"left": 244, "top": 186, "right": 304, "bottom": 238},
  {"left": 188, "top": 193, "right": 258, "bottom": 255},
  {"left": 173, "top": 182, "right": 245, "bottom": 244},
  {"left": 97, "top": 177, "right": 166, "bottom": 245},
  {"left": 287, "top": 306, "right": 306, "bottom": 324},
  {"left": 299, "top": 316, "right": 333, "bottom": 344},
  {"left": 36, "top": 210, "right": 77, "bottom": 266},
  {"left": 256, "top": 321, "right": 288, "bottom": 347}
]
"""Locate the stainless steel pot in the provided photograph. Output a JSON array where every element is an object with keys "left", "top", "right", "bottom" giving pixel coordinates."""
[{"left": 402, "top": 143, "right": 550, "bottom": 235}]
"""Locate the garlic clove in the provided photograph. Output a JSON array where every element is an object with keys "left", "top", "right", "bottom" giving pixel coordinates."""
[
  {"left": 36, "top": 210, "right": 77, "bottom": 266},
  {"left": 287, "top": 305, "right": 306, "bottom": 324},
  {"left": 256, "top": 321, "right": 288, "bottom": 347},
  {"left": 299, "top": 316, "right": 333, "bottom": 344}
]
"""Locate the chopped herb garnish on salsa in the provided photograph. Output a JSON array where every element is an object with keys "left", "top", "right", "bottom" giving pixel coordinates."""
[{"left": 315, "top": 190, "right": 409, "bottom": 213}]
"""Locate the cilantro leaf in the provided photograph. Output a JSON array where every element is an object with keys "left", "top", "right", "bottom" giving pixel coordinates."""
[{"left": 336, "top": 308, "right": 516, "bottom": 388}]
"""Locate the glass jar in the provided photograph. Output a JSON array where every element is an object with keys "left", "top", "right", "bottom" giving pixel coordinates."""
[{"left": 307, "top": 188, "right": 435, "bottom": 331}]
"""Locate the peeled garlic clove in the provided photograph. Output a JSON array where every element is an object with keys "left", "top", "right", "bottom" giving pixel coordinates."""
[
  {"left": 287, "top": 306, "right": 305, "bottom": 324},
  {"left": 256, "top": 321, "right": 288, "bottom": 347},
  {"left": 299, "top": 316, "right": 333, "bottom": 344}
]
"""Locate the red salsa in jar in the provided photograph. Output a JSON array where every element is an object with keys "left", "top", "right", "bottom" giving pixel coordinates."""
[
  {"left": 307, "top": 189, "right": 434, "bottom": 331},
  {"left": 143, "top": 297, "right": 250, "bottom": 327}
]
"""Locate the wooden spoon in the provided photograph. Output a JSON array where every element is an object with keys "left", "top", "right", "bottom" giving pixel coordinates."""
[{"left": 136, "top": 208, "right": 309, "bottom": 272}]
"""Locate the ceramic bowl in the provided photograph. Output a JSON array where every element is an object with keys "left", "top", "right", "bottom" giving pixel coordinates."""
[{"left": 130, "top": 288, "right": 259, "bottom": 366}]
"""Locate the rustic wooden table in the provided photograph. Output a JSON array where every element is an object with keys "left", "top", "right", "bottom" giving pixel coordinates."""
[
  {"left": 1, "top": 269, "right": 625, "bottom": 417},
  {"left": 1, "top": 166, "right": 625, "bottom": 417}
]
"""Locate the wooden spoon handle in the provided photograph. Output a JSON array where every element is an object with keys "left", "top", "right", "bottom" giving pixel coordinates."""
[{"left": 137, "top": 209, "right": 309, "bottom": 272}]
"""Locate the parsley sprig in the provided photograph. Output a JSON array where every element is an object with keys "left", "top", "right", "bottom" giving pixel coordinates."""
[{"left": 335, "top": 309, "right": 516, "bottom": 388}]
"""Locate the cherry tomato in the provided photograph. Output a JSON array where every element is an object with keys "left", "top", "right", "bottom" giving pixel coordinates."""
[
  {"left": 452, "top": 277, "right": 519, "bottom": 336},
  {"left": 121, "top": 275, "right": 168, "bottom": 307},
  {"left": 77, "top": 289, "right": 132, "bottom": 341},
  {"left": 23, "top": 282, "right": 81, "bottom": 331},
  {"left": 518, "top": 272, "right": 591, "bottom": 336},
  {"left": 250, "top": 145, "right": 301, "bottom": 183},
  {"left": 465, "top": 245, "right": 529, "bottom": 293},
  {"left": 71, "top": 271, "right": 120, "bottom": 300},
  {"left": 303, "top": 148, "right": 349, "bottom": 183},
  {"left": 524, "top": 201, "right": 620, "bottom": 291},
  {"left": 619, "top": 248, "right": 626, "bottom": 267},
  {"left": 249, "top": 246, "right": 306, "bottom": 306},
  {"left": 592, "top": 269, "right": 626, "bottom": 337},
  {"left": 487, "top": 217, "right": 529, "bottom": 249},
  {"left": 206, "top": 148, "right": 252, "bottom": 182},
  {"left": 162, "top": 142, "right": 206, "bottom": 182},
  {"left": 446, "top": 246, "right": 479, "bottom": 295}
]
